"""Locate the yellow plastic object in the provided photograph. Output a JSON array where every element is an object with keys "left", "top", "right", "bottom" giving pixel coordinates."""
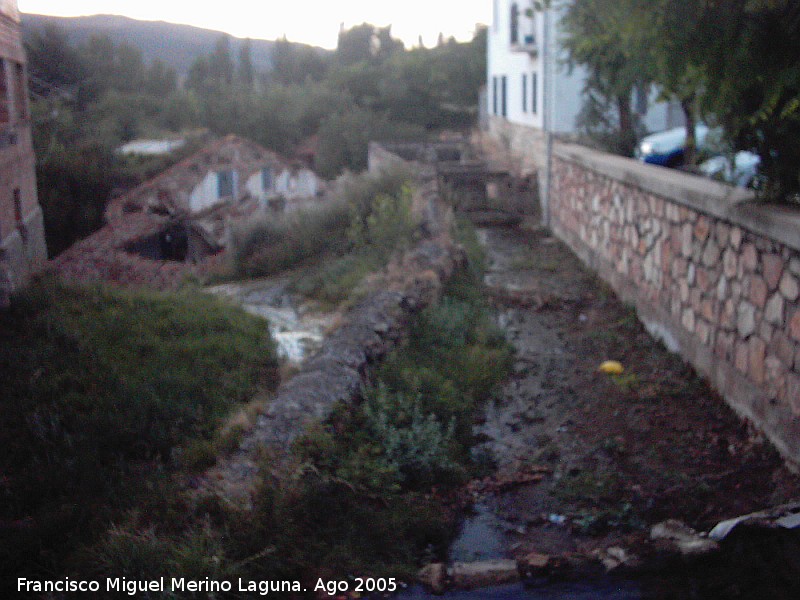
[{"left": 599, "top": 360, "right": 625, "bottom": 375}]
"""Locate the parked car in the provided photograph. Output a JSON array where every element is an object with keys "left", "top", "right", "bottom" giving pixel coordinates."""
[
  {"left": 698, "top": 151, "right": 761, "bottom": 188},
  {"left": 634, "top": 124, "right": 710, "bottom": 167}
]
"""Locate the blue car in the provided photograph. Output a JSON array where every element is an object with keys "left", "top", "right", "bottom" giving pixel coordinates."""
[{"left": 634, "top": 124, "right": 710, "bottom": 167}]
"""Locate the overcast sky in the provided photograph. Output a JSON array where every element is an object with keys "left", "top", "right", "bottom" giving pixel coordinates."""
[{"left": 18, "top": 1, "right": 492, "bottom": 49}]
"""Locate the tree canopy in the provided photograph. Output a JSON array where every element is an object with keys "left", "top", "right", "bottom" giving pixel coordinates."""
[
  {"left": 560, "top": 0, "right": 800, "bottom": 198},
  {"left": 25, "top": 23, "right": 487, "bottom": 253}
]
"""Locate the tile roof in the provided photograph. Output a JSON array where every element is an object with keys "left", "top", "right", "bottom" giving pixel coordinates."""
[{"left": 51, "top": 135, "right": 283, "bottom": 290}]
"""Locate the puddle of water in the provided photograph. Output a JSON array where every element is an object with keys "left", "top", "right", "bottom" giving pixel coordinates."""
[
  {"left": 206, "top": 280, "right": 334, "bottom": 364},
  {"left": 449, "top": 503, "right": 507, "bottom": 563}
]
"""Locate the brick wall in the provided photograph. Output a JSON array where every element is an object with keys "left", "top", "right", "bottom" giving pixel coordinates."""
[
  {"left": 548, "top": 142, "right": 800, "bottom": 464},
  {"left": 0, "top": 7, "right": 46, "bottom": 306}
]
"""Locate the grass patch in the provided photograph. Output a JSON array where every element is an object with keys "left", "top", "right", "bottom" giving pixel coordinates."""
[
  {"left": 231, "top": 167, "right": 420, "bottom": 308},
  {"left": 0, "top": 279, "right": 279, "bottom": 577},
  {"left": 230, "top": 198, "right": 353, "bottom": 278},
  {"left": 275, "top": 258, "right": 514, "bottom": 575},
  {"left": 289, "top": 183, "right": 420, "bottom": 307},
  {"left": 39, "top": 212, "right": 510, "bottom": 588}
]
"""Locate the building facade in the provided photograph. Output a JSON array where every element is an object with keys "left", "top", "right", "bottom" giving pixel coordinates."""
[
  {"left": 0, "top": 0, "right": 46, "bottom": 306},
  {"left": 486, "top": 1, "right": 682, "bottom": 162}
]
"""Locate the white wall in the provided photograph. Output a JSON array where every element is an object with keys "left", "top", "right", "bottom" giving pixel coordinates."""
[
  {"left": 488, "top": 0, "right": 545, "bottom": 129},
  {"left": 245, "top": 166, "right": 321, "bottom": 211},
  {"left": 245, "top": 167, "right": 273, "bottom": 201},
  {"left": 291, "top": 168, "right": 319, "bottom": 198},
  {"left": 275, "top": 168, "right": 319, "bottom": 200},
  {"left": 488, "top": 0, "right": 677, "bottom": 136},
  {"left": 189, "top": 170, "right": 238, "bottom": 214}
]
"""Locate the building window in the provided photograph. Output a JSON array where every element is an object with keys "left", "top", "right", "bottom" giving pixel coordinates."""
[
  {"left": 510, "top": 3, "right": 520, "bottom": 45},
  {"left": 531, "top": 72, "right": 538, "bottom": 114},
  {"left": 501, "top": 76, "right": 508, "bottom": 117},
  {"left": 492, "top": 76, "right": 498, "bottom": 116},
  {"left": 493, "top": 0, "right": 499, "bottom": 31},
  {"left": 522, "top": 73, "right": 528, "bottom": 113},
  {"left": 14, "top": 63, "right": 27, "bottom": 120},
  {"left": 13, "top": 188, "right": 21, "bottom": 223},
  {"left": 261, "top": 167, "right": 273, "bottom": 191},
  {"left": 217, "top": 170, "right": 235, "bottom": 198},
  {"left": 0, "top": 60, "right": 8, "bottom": 125}
]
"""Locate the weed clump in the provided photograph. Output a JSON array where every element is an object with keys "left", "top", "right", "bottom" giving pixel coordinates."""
[
  {"left": 277, "top": 256, "right": 514, "bottom": 576},
  {"left": 0, "top": 280, "right": 278, "bottom": 577},
  {"left": 230, "top": 197, "right": 352, "bottom": 277},
  {"left": 231, "top": 167, "right": 419, "bottom": 308}
]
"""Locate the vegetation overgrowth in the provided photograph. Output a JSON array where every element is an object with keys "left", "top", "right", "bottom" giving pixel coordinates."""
[
  {"left": 232, "top": 167, "right": 421, "bottom": 308},
  {"left": 0, "top": 280, "right": 279, "bottom": 579},
  {"left": 561, "top": 0, "right": 800, "bottom": 200},
  {"left": 63, "top": 220, "right": 513, "bottom": 591},
  {"left": 26, "top": 22, "right": 486, "bottom": 254}
]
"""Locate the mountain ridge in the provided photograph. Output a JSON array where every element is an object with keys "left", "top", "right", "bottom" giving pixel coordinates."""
[{"left": 20, "top": 13, "right": 285, "bottom": 77}]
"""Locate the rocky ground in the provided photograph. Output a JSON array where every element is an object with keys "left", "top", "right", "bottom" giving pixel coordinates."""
[{"left": 455, "top": 217, "right": 800, "bottom": 595}]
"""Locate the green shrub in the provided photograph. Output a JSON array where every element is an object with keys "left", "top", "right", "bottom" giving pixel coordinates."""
[
  {"left": 231, "top": 169, "right": 417, "bottom": 307},
  {"left": 290, "top": 252, "right": 382, "bottom": 308},
  {"left": 363, "top": 384, "right": 464, "bottom": 488},
  {"left": 289, "top": 175, "right": 419, "bottom": 306},
  {"left": 347, "top": 185, "right": 419, "bottom": 260},
  {"left": 77, "top": 526, "right": 173, "bottom": 581},
  {"left": 334, "top": 164, "right": 414, "bottom": 233},
  {"left": 231, "top": 199, "right": 352, "bottom": 277},
  {"left": 453, "top": 214, "right": 487, "bottom": 276},
  {"left": 0, "top": 279, "right": 278, "bottom": 577}
]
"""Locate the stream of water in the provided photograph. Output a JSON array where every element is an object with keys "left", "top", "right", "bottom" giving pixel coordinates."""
[
  {"left": 206, "top": 279, "right": 335, "bottom": 364},
  {"left": 392, "top": 503, "right": 641, "bottom": 598},
  {"left": 207, "top": 248, "right": 641, "bottom": 599}
]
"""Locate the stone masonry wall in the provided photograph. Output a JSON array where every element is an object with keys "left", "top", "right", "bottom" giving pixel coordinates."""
[
  {"left": 203, "top": 147, "right": 461, "bottom": 504},
  {"left": 0, "top": 9, "right": 47, "bottom": 307},
  {"left": 484, "top": 116, "right": 548, "bottom": 177},
  {"left": 549, "top": 142, "right": 800, "bottom": 465}
]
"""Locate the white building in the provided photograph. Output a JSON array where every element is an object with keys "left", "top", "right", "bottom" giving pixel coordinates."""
[
  {"left": 245, "top": 164, "right": 321, "bottom": 209},
  {"left": 487, "top": 0, "right": 681, "bottom": 144}
]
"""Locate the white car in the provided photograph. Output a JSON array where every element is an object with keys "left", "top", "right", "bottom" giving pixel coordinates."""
[{"left": 699, "top": 151, "right": 761, "bottom": 188}]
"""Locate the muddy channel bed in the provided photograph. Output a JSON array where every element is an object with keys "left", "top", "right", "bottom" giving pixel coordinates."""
[{"left": 455, "top": 220, "right": 800, "bottom": 597}]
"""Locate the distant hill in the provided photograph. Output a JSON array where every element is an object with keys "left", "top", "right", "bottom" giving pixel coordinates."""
[{"left": 21, "top": 13, "right": 276, "bottom": 77}]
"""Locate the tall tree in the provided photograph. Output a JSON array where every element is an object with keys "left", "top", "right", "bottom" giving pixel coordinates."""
[
  {"left": 699, "top": 0, "right": 800, "bottom": 198},
  {"left": 207, "top": 34, "right": 235, "bottom": 86},
  {"left": 622, "top": 0, "right": 707, "bottom": 166},
  {"left": 238, "top": 38, "right": 255, "bottom": 87},
  {"left": 561, "top": 0, "right": 651, "bottom": 155},
  {"left": 144, "top": 59, "right": 177, "bottom": 97},
  {"left": 113, "top": 42, "right": 146, "bottom": 93},
  {"left": 25, "top": 24, "right": 84, "bottom": 91},
  {"left": 336, "top": 23, "right": 377, "bottom": 66},
  {"left": 271, "top": 37, "right": 328, "bottom": 85}
]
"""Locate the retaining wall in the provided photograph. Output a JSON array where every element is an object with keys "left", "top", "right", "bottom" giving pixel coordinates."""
[
  {"left": 205, "top": 146, "right": 461, "bottom": 503},
  {"left": 548, "top": 141, "right": 800, "bottom": 464}
]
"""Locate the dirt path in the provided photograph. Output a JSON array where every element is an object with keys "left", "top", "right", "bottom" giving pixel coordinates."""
[{"left": 471, "top": 219, "right": 800, "bottom": 565}]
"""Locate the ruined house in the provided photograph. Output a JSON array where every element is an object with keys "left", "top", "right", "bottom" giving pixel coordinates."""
[
  {"left": 0, "top": 0, "right": 47, "bottom": 306},
  {"left": 54, "top": 135, "right": 325, "bottom": 289}
]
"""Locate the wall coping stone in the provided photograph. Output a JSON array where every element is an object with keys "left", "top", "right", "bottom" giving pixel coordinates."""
[{"left": 553, "top": 141, "right": 800, "bottom": 253}]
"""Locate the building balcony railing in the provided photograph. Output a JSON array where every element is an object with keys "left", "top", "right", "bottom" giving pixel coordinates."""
[{"left": 511, "top": 35, "right": 538, "bottom": 56}]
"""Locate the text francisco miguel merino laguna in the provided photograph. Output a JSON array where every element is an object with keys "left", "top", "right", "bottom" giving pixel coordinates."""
[{"left": 17, "top": 577, "right": 307, "bottom": 595}]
